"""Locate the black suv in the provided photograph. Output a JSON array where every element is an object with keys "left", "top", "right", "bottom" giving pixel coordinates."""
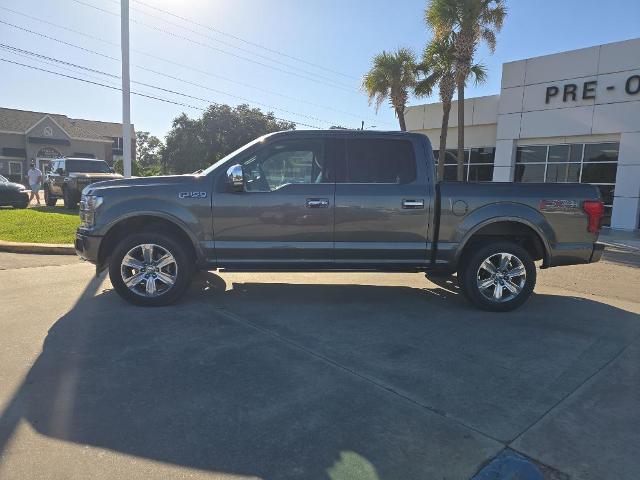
[{"left": 44, "top": 158, "right": 122, "bottom": 209}]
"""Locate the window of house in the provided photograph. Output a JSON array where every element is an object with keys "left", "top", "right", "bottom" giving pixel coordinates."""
[
  {"left": 2, "top": 147, "right": 26, "bottom": 157},
  {"left": 344, "top": 139, "right": 416, "bottom": 184},
  {"left": 7, "top": 161, "right": 23, "bottom": 183},
  {"left": 515, "top": 142, "right": 619, "bottom": 226}
]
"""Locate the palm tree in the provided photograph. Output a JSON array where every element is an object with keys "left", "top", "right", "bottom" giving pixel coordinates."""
[
  {"left": 415, "top": 36, "right": 487, "bottom": 180},
  {"left": 415, "top": 37, "right": 456, "bottom": 180},
  {"left": 426, "top": 0, "right": 506, "bottom": 180},
  {"left": 363, "top": 48, "right": 417, "bottom": 131}
]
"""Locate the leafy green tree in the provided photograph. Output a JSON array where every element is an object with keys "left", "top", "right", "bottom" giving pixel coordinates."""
[
  {"left": 426, "top": 0, "right": 506, "bottom": 180},
  {"left": 136, "top": 131, "right": 164, "bottom": 169},
  {"left": 163, "top": 104, "right": 295, "bottom": 174},
  {"left": 362, "top": 48, "right": 417, "bottom": 131},
  {"left": 113, "top": 157, "right": 141, "bottom": 176},
  {"left": 415, "top": 35, "right": 486, "bottom": 180}
]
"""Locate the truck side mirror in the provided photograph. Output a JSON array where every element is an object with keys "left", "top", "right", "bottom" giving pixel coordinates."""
[{"left": 226, "top": 164, "right": 244, "bottom": 192}]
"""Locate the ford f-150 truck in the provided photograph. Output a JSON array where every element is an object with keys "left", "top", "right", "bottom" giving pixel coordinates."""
[{"left": 75, "top": 130, "right": 605, "bottom": 311}]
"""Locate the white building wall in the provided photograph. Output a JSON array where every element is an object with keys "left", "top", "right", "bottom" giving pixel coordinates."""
[
  {"left": 497, "top": 38, "right": 640, "bottom": 230},
  {"left": 405, "top": 37, "right": 640, "bottom": 230},
  {"left": 405, "top": 95, "right": 499, "bottom": 150}
]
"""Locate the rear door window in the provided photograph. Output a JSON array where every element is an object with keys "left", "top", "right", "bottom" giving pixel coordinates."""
[{"left": 343, "top": 139, "right": 416, "bottom": 184}]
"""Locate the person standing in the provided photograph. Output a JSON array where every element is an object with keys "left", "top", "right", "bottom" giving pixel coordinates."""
[{"left": 27, "top": 161, "right": 43, "bottom": 206}]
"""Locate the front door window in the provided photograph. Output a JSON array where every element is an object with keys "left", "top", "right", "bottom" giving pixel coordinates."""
[{"left": 242, "top": 140, "right": 327, "bottom": 192}]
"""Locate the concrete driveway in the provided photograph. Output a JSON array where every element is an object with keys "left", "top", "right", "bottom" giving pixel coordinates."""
[{"left": 0, "top": 252, "right": 639, "bottom": 479}]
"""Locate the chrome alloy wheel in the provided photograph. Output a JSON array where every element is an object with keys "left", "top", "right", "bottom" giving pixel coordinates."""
[
  {"left": 476, "top": 252, "right": 526, "bottom": 303},
  {"left": 120, "top": 243, "right": 178, "bottom": 297}
]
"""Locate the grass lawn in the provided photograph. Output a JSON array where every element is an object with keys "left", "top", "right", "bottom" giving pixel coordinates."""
[{"left": 0, "top": 206, "right": 80, "bottom": 244}]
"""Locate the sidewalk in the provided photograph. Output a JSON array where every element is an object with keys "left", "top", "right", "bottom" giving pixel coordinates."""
[{"left": 599, "top": 227, "right": 640, "bottom": 252}]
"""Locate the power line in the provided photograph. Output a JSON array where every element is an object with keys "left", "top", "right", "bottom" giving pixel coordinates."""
[
  {"left": 0, "top": 57, "right": 323, "bottom": 129},
  {"left": 101, "top": 0, "right": 357, "bottom": 86},
  {"left": 0, "top": 6, "right": 391, "bottom": 126},
  {"left": 1, "top": 43, "right": 333, "bottom": 124},
  {"left": 130, "top": 0, "right": 358, "bottom": 81},
  {"left": 0, "top": 24, "right": 339, "bottom": 126},
  {"left": 71, "top": 0, "right": 356, "bottom": 93}
]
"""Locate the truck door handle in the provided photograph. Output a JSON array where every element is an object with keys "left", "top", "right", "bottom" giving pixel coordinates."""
[
  {"left": 402, "top": 199, "right": 424, "bottom": 209},
  {"left": 306, "top": 198, "right": 329, "bottom": 208}
]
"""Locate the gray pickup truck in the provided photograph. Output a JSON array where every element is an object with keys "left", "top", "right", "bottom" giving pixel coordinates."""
[{"left": 75, "top": 130, "right": 605, "bottom": 311}]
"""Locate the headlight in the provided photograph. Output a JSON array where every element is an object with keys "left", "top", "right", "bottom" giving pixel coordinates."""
[{"left": 79, "top": 194, "right": 103, "bottom": 228}]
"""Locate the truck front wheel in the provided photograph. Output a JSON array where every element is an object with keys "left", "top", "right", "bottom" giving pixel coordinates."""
[
  {"left": 458, "top": 241, "right": 536, "bottom": 312},
  {"left": 63, "top": 188, "right": 77, "bottom": 209},
  {"left": 108, "top": 232, "right": 194, "bottom": 306},
  {"left": 44, "top": 187, "right": 57, "bottom": 207}
]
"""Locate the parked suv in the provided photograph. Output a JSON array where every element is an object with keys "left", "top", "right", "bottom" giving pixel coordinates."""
[
  {"left": 76, "top": 131, "right": 604, "bottom": 311},
  {"left": 44, "top": 158, "right": 122, "bottom": 209}
]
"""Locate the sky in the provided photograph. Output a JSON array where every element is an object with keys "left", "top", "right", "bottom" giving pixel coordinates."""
[{"left": 1, "top": 0, "right": 639, "bottom": 139}]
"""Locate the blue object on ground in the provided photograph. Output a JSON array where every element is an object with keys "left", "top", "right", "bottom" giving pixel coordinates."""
[{"left": 472, "top": 449, "right": 543, "bottom": 480}]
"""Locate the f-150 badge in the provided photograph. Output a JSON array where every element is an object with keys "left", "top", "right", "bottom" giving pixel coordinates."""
[
  {"left": 539, "top": 199, "right": 578, "bottom": 212},
  {"left": 178, "top": 192, "right": 207, "bottom": 199}
]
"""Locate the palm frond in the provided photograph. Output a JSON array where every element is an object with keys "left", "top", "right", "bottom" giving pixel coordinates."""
[
  {"left": 362, "top": 47, "right": 417, "bottom": 114},
  {"left": 468, "top": 63, "right": 488, "bottom": 85}
]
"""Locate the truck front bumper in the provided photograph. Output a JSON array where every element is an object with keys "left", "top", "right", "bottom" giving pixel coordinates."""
[{"left": 75, "top": 232, "right": 102, "bottom": 265}]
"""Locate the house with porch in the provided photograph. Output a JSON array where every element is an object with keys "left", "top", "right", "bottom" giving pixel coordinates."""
[{"left": 0, "top": 107, "right": 135, "bottom": 185}]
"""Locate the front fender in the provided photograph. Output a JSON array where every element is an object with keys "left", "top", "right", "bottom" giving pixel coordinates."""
[
  {"left": 94, "top": 197, "right": 209, "bottom": 262},
  {"left": 453, "top": 202, "right": 554, "bottom": 266}
]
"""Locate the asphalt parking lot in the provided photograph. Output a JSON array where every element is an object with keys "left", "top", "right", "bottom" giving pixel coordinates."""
[{"left": 1, "top": 251, "right": 639, "bottom": 479}]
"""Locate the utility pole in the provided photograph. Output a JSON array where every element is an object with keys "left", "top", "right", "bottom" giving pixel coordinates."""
[{"left": 120, "top": 0, "right": 132, "bottom": 178}]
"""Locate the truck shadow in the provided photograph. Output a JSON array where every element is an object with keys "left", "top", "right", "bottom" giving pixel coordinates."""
[{"left": 1, "top": 272, "right": 639, "bottom": 479}]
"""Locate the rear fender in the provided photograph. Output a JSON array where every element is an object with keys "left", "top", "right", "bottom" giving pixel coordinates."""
[{"left": 453, "top": 202, "right": 554, "bottom": 267}]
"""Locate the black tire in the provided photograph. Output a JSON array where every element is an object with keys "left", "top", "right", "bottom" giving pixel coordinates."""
[
  {"left": 458, "top": 241, "right": 536, "bottom": 312},
  {"left": 109, "top": 232, "right": 194, "bottom": 306},
  {"left": 44, "top": 187, "right": 57, "bottom": 207},
  {"left": 63, "top": 188, "right": 77, "bottom": 209}
]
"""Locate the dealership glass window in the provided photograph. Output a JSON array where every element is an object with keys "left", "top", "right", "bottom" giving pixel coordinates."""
[
  {"left": 515, "top": 145, "right": 547, "bottom": 163},
  {"left": 434, "top": 147, "right": 494, "bottom": 182},
  {"left": 515, "top": 164, "right": 546, "bottom": 183},
  {"left": 514, "top": 142, "right": 619, "bottom": 226}
]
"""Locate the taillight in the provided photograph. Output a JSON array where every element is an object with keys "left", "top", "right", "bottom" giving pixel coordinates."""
[{"left": 583, "top": 200, "right": 604, "bottom": 233}]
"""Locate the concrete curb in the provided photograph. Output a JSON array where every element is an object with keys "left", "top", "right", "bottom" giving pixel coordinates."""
[
  {"left": 0, "top": 240, "right": 75, "bottom": 255},
  {"left": 600, "top": 241, "right": 640, "bottom": 253}
]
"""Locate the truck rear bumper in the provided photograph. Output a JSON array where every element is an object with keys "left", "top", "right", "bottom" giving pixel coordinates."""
[
  {"left": 590, "top": 242, "right": 605, "bottom": 263},
  {"left": 549, "top": 242, "right": 604, "bottom": 267}
]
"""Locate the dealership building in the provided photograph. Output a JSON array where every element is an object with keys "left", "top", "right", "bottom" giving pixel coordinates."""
[{"left": 406, "top": 37, "right": 640, "bottom": 230}]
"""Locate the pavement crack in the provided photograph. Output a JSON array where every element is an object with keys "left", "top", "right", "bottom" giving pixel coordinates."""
[{"left": 508, "top": 330, "right": 640, "bottom": 446}]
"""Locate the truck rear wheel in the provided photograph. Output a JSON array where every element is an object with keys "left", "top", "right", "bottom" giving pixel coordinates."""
[
  {"left": 108, "top": 232, "right": 194, "bottom": 306},
  {"left": 458, "top": 241, "right": 536, "bottom": 312}
]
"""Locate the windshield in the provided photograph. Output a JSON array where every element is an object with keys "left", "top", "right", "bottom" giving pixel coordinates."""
[
  {"left": 200, "top": 136, "right": 267, "bottom": 176},
  {"left": 0, "top": 174, "right": 8, "bottom": 182},
  {"left": 66, "top": 160, "right": 111, "bottom": 173}
]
